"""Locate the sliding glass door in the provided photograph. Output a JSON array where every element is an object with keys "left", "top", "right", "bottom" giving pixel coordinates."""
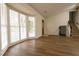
[
  {"left": 9, "top": 9, "right": 20, "bottom": 43},
  {"left": 28, "top": 16, "right": 36, "bottom": 37}
]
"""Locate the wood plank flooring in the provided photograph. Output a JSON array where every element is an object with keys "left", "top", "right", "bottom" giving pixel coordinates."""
[{"left": 4, "top": 35, "right": 79, "bottom": 56}]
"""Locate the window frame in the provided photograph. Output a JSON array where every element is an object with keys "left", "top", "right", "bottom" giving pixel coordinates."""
[
  {"left": 9, "top": 9, "right": 20, "bottom": 43},
  {"left": 19, "top": 13, "right": 27, "bottom": 40},
  {"left": 28, "top": 16, "right": 36, "bottom": 38},
  {"left": 0, "top": 4, "right": 2, "bottom": 51},
  {"left": 0, "top": 4, "right": 9, "bottom": 50},
  {"left": 0, "top": 4, "right": 36, "bottom": 53}
]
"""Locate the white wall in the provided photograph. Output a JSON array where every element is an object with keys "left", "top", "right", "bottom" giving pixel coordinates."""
[
  {"left": 35, "top": 15, "right": 42, "bottom": 38},
  {"left": 6, "top": 3, "right": 44, "bottom": 38},
  {"left": 75, "top": 11, "right": 79, "bottom": 29},
  {"left": 44, "top": 11, "right": 69, "bottom": 35}
]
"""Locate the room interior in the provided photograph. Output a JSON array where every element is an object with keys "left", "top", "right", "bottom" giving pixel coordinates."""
[{"left": 0, "top": 3, "right": 79, "bottom": 56}]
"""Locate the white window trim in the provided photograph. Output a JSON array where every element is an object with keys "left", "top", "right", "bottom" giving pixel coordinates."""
[
  {"left": 7, "top": 7, "right": 11, "bottom": 45},
  {"left": 18, "top": 13, "right": 21, "bottom": 40},
  {"left": 0, "top": 24, "right": 1, "bottom": 52},
  {"left": 25, "top": 16, "right": 28, "bottom": 39}
]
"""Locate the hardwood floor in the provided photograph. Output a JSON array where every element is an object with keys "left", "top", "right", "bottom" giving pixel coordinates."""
[{"left": 4, "top": 35, "right": 79, "bottom": 56}]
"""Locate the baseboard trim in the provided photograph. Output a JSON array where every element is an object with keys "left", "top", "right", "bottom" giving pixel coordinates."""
[
  {"left": 0, "top": 46, "right": 9, "bottom": 56},
  {"left": 0, "top": 36, "right": 41, "bottom": 56}
]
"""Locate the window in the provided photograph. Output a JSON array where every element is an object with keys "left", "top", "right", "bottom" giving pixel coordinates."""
[
  {"left": 1, "top": 4, "right": 8, "bottom": 50},
  {"left": 28, "top": 16, "right": 36, "bottom": 37},
  {"left": 0, "top": 4, "right": 36, "bottom": 53},
  {"left": 20, "top": 14, "right": 27, "bottom": 40},
  {"left": 9, "top": 9, "right": 19, "bottom": 43}
]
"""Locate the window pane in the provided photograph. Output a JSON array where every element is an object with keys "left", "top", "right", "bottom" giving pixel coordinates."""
[
  {"left": 1, "top": 4, "right": 8, "bottom": 50},
  {"left": 20, "top": 14, "right": 27, "bottom": 39},
  {"left": 9, "top": 9, "right": 19, "bottom": 26},
  {"left": 20, "top": 14, "right": 26, "bottom": 27},
  {"left": 20, "top": 27, "right": 26, "bottom": 39},
  {"left": 9, "top": 9, "right": 19, "bottom": 43},
  {"left": 1, "top": 4, "right": 7, "bottom": 26},
  {"left": 10, "top": 27, "right": 19, "bottom": 43},
  {"left": 28, "top": 16, "right": 35, "bottom": 37},
  {"left": 1, "top": 26, "right": 8, "bottom": 49}
]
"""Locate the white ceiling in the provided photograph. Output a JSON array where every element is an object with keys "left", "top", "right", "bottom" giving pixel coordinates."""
[{"left": 28, "top": 3, "right": 76, "bottom": 18}]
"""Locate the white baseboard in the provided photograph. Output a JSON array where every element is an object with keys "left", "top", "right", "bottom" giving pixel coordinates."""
[
  {"left": 0, "top": 36, "right": 41, "bottom": 56},
  {"left": 0, "top": 46, "right": 9, "bottom": 56}
]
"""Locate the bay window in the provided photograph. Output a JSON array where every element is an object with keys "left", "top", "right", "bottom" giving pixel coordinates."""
[{"left": 0, "top": 3, "right": 36, "bottom": 54}]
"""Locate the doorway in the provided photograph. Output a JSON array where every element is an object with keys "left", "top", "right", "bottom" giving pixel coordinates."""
[{"left": 42, "top": 19, "right": 44, "bottom": 35}]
